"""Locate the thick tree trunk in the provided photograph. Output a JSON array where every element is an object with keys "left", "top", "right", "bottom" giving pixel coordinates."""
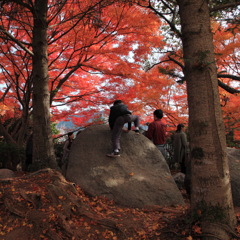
[
  {"left": 177, "top": 0, "right": 236, "bottom": 239},
  {"left": 32, "top": 0, "right": 58, "bottom": 170}
]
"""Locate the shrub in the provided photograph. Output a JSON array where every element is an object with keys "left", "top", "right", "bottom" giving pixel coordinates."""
[{"left": 0, "top": 142, "right": 25, "bottom": 170}]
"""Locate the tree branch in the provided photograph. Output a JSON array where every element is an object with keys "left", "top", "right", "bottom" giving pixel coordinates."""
[
  {"left": 218, "top": 80, "right": 240, "bottom": 94},
  {"left": 52, "top": 90, "right": 101, "bottom": 107},
  {"left": 0, "top": 84, "right": 12, "bottom": 102},
  {"left": 0, "top": 26, "right": 34, "bottom": 56},
  {"left": 147, "top": 4, "right": 182, "bottom": 38},
  {"left": 168, "top": 54, "right": 184, "bottom": 70},
  {"left": 0, "top": 121, "right": 17, "bottom": 145},
  {"left": 210, "top": 2, "right": 240, "bottom": 12},
  {"left": 217, "top": 74, "right": 240, "bottom": 81}
]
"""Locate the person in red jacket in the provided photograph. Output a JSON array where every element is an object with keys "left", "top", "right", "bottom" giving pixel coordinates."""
[{"left": 145, "top": 109, "right": 167, "bottom": 159}]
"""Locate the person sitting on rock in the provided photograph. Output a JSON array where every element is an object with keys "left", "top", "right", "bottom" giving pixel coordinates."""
[{"left": 107, "top": 100, "right": 140, "bottom": 158}]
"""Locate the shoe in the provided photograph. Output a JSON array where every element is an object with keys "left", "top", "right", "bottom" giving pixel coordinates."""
[
  {"left": 106, "top": 151, "right": 120, "bottom": 158},
  {"left": 134, "top": 129, "right": 140, "bottom": 134}
]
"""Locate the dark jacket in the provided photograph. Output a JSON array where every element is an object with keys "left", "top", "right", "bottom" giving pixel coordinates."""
[
  {"left": 108, "top": 103, "right": 131, "bottom": 129},
  {"left": 173, "top": 131, "right": 188, "bottom": 163}
]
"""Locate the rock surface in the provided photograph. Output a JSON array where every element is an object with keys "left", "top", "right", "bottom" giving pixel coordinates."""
[
  {"left": 0, "top": 168, "right": 15, "bottom": 179},
  {"left": 67, "top": 125, "right": 184, "bottom": 208}
]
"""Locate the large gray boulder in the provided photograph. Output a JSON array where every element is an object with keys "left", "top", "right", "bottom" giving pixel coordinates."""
[
  {"left": 0, "top": 169, "right": 15, "bottom": 179},
  {"left": 227, "top": 147, "right": 240, "bottom": 206},
  {"left": 67, "top": 125, "right": 184, "bottom": 208}
]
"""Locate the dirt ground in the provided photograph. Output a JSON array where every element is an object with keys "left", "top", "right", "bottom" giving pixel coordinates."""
[{"left": 0, "top": 169, "right": 239, "bottom": 240}]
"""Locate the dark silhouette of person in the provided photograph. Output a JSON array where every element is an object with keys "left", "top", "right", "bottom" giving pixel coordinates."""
[
  {"left": 173, "top": 124, "right": 188, "bottom": 173},
  {"left": 107, "top": 100, "right": 140, "bottom": 157},
  {"left": 25, "top": 133, "right": 33, "bottom": 171},
  {"left": 61, "top": 132, "right": 74, "bottom": 176}
]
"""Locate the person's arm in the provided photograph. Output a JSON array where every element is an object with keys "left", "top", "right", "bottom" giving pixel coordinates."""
[
  {"left": 145, "top": 123, "right": 154, "bottom": 140},
  {"left": 108, "top": 108, "right": 115, "bottom": 130}
]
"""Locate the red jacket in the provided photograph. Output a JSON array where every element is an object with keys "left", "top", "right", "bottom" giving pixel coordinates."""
[{"left": 146, "top": 119, "right": 166, "bottom": 145}]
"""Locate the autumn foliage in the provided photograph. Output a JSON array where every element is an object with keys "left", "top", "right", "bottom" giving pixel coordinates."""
[{"left": 0, "top": 0, "right": 239, "bottom": 144}]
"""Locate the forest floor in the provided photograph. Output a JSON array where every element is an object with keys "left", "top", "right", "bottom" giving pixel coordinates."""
[{"left": 0, "top": 169, "right": 240, "bottom": 240}]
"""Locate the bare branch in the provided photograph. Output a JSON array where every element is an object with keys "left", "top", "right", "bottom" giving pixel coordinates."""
[
  {"left": 218, "top": 80, "right": 240, "bottom": 94},
  {"left": 0, "top": 84, "right": 12, "bottom": 102},
  {"left": 210, "top": 2, "right": 240, "bottom": 12},
  {"left": 147, "top": 4, "right": 182, "bottom": 38},
  {"left": 217, "top": 74, "right": 240, "bottom": 81},
  {"left": 52, "top": 90, "right": 101, "bottom": 107},
  {"left": 0, "top": 26, "right": 34, "bottom": 56},
  {"left": 168, "top": 54, "right": 184, "bottom": 70}
]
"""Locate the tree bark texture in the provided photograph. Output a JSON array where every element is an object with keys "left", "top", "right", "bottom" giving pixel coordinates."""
[
  {"left": 177, "top": 0, "right": 236, "bottom": 239},
  {"left": 32, "top": 0, "right": 58, "bottom": 170}
]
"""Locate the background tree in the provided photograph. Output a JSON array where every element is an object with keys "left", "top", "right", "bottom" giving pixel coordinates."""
[
  {"left": 0, "top": 0, "right": 239, "bottom": 173},
  {"left": 0, "top": 0, "right": 169, "bottom": 168}
]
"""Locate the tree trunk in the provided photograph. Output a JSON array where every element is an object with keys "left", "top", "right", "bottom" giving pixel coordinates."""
[
  {"left": 177, "top": 0, "right": 236, "bottom": 239},
  {"left": 32, "top": 0, "right": 58, "bottom": 170}
]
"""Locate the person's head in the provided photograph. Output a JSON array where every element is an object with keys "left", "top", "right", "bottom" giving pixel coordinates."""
[
  {"left": 153, "top": 109, "right": 163, "bottom": 120},
  {"left": 113, "top": 100, "right": 122, "bottom": 105},
  {"left": 68, "top": 132, "right": 74, "bottom": 139},
  {"left": 176, "top": 124, "right": 184, "bottom": 132}
]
